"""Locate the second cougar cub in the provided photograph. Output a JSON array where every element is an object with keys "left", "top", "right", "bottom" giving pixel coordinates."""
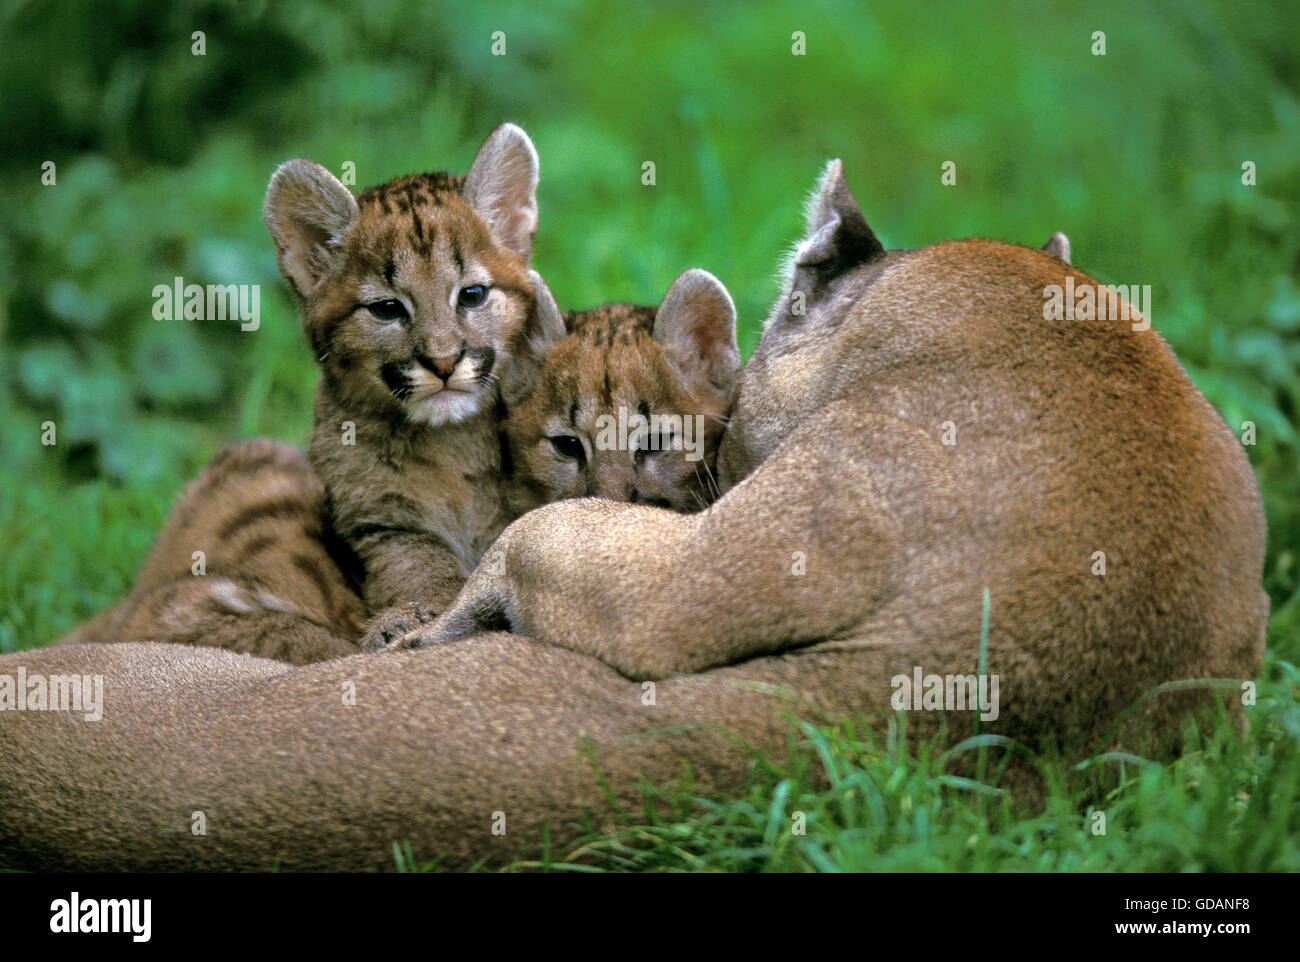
[{"left": 506, "top": 268, "right": 738, "bottom": 516}]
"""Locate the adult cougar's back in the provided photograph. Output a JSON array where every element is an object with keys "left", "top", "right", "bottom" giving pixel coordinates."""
[{"left": 714, "top": 162, "right": 1268, "bottom": 748}]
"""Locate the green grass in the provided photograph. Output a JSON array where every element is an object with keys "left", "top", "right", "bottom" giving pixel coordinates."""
[
  {"left": 1, "top": 0, "right": 1297, "bottom": 870},
  {"left": 419, "top": 591, "right": 1300, "bottom": 873},
  {"left": 526, "top": 673, "right": 1299, "bottom": 872}
]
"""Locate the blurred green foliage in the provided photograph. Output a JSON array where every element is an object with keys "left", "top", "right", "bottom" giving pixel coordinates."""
[{"left": 0, "top": 0, "right": 1296, "bottom": 656}]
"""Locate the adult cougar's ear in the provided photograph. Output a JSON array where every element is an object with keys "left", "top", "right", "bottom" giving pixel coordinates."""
[
  {"left": 463, "top": 123, "right": 540, "bottom": 263},
  {"left": 1042, "top": 231, "right": 1071, "bottom": 265},
  {"left": 264, "top": 160, "right": 359, "bottom": 298},
  {"left": 794, "top": 158, "right": 885, "bottom": 277},
  {"left": 500, "top": 270, "right": 568, "bottom": 408},
  {"left": 653, "top": 268, "right": 740, "bottom": 399}
]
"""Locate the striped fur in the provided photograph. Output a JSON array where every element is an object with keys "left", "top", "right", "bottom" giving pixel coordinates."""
[{"left": 57, "top": 439, "right": 366, "bottom": 664}]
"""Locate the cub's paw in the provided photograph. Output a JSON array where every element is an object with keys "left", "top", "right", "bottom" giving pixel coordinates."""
[{"left": 360, "top": 603, "right": 441, "bottom": 652}]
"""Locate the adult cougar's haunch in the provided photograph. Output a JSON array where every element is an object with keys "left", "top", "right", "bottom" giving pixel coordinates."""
[{"left": 0, "top": 161, "right": 1267, "bottom": 871}]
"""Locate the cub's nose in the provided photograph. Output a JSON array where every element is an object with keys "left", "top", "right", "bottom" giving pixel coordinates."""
[
  {"left": 417, "top": 352, "right": 463, "bottom": 382},
  {"left": 628, "top": 488, "right": 673, "bottom": 509}
]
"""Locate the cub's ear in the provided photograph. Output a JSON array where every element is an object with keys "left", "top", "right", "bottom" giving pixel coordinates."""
[
  {"left": 653, "top": 269, "right": 740, "bottom": 398},
  {"left": 794, "top": 158, "right": 884, "bottom": 275},
  {"left": 463, "top": 123, "right": 540, "bottom": 263},
  {"left": 263, "top": 159, "right": 359, "bottom": 298},
  {"left": 528, "top": 269, "right": 567, "bottom": 348},
  {"left": 1042, "top": 231, "right": 1071, "bottom": 265},
  {"left": 500, "top": 270, "right": 568, "bottom": 407}
]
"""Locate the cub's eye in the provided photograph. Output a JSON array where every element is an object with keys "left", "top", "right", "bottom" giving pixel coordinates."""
[
  {"left": 549, "top": 435, "right": 585, "bottom": 461},
  {"left": 458, "top": 285, "right": 489, "bottom": 309},
  {"left": 635, "top": 432, "right": 674, "bottom": 461},
  {"left": 367, "top": 299, "right": 407, "bottom": 322}
]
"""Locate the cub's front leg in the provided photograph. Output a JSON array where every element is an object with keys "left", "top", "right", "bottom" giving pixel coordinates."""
[{"left": 357, "top": 530, "right": 471, "bottom": 651}]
